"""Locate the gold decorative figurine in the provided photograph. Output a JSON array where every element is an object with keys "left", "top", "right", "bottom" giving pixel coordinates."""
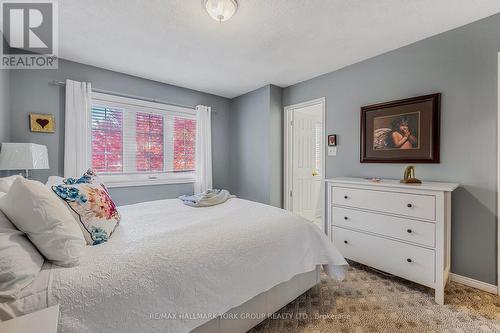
[{"left": 401, "top": 165, "right": 422, "bottom": 184}]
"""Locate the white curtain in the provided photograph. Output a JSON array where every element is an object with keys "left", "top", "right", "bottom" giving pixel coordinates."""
[
  {"left": 64, "top": 79, "right": 92, "bottom": 178},
  {"left": 194, "top": 105, "right": 212, "bottom": 193}
]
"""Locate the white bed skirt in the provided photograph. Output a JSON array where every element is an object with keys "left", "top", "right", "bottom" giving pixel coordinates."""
[{"left": 191, "top": 266, "right": 321, "bottom": 333}]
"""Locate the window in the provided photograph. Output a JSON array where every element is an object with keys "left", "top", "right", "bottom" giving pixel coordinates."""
[
  {"left": 91, "top": 106, "right": 124, "bottom": 173},
  {"left": 173, "top": 117, "right": 196, "bottom": 171},
  {"left": 136, "top": 112, "right": 164, "bottom": 172},
  {"left": 90, "top": 93, "right": 196, "bottom": 187}
]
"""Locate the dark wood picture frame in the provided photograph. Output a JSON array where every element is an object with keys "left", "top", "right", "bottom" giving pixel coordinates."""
[
  {"left": 328, "top": 134, "right": 337, "bottom": 147},
  {"left": 360, "top": 93, "right": 441, "bottom": 163}
]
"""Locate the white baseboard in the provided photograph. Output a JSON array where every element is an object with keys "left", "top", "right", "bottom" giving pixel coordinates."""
[{"left": 449, "top": 273, "right": 498, "bottom": 295}]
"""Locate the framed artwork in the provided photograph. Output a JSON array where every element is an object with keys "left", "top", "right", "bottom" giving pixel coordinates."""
[
  {"left": 328, "top": 134, "right": 337, "bottom": 146},
  {"left": 360, "top": 93, "right": 440, "bottom": 163},
  {"left": 30, "top": 113, "right": 55, "bottom": 133}
]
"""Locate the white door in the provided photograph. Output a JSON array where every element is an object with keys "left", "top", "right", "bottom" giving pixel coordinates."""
[{"left": 291, "top": 104, "right": 323, "bottom": 223}]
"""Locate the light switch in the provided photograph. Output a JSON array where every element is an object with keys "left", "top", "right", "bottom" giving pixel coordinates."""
[{"left": 328, "top": 147, "right": 337, "bottom": 156}]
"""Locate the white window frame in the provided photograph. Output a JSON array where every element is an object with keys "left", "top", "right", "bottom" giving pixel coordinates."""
[{"left": 90, "top": 92, "right": 197, "bottom": 188}]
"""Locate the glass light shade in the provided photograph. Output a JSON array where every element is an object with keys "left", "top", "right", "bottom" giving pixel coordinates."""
[
  {"left": 0, "top": 143, "right": 49, "bottom": 171},
  {"left": 204, "top": 0, "right": 238, "bottom": 22}
]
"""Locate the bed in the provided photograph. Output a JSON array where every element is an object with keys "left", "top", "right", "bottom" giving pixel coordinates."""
[{"left": 1, "top": 198, "right": 347, "bottom": 333}]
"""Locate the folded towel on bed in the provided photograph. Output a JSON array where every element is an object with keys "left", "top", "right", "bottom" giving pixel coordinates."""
[{"left": 179, "top": 189, "right": 235, "bottom": 207}]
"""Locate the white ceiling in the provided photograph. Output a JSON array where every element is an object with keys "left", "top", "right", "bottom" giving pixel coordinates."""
[{"left": 59, "top": 0, "right": 500, "bottom": 98}]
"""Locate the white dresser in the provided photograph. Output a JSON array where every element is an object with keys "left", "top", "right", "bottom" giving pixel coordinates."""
[{"left": 325, "top": 177, "right": 458, "bottom": 305}]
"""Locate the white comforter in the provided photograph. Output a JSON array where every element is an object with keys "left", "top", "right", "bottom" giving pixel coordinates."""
[{"left": 48, "top": 198, "right": 347, "bottom": 333}]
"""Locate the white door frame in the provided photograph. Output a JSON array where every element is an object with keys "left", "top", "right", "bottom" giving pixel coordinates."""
[
  {"left": 284, "top": 97, "right": 326, "bottom": 230},
  {"left": 497, "top": 52, "right": 500, "bottom": 295}
]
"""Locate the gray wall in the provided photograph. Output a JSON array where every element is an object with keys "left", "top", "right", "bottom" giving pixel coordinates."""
[
  {"left": 228, "top": 84, "right": 283, "bottom": 207},
  {"left": 0, "top": 68, "right": 9, "bottom": 142},
  {"left": 229, "top": 86, "right": 271, "bottom": 203},
  {"left": 269, "top": 85, "right": 283, "bottom": 208},
  {"left": 9, "top": 59, "right": 231, "bottom": 205},
  {"left": 283, "top": 14, "right": 500, "bottom": 285},
  {"left": 105, "top": 183, "right": 193, "bottom": 206}
]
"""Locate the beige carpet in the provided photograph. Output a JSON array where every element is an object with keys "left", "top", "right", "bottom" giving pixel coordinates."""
[{"left": 249, "top": 263, "right": 500, "bottom": 333}]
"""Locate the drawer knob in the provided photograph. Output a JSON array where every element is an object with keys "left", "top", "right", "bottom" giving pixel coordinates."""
[
  {"left": 407, "top": 258, "right": 412, "bottom": 263},
  {"left": 407, "top": 229, "right": 412, "bottom": 234},
  {"left": 407, "top": 203, "right": 413, "bottom": 208},
  {"left": 344, "top": 216, "right": 348, "bottom": 220},
  {"left": 344, "top": 195, "right": 348, "bottom": 199},
  {"left": 343, "top": 240, "right": 348, "bottom": 244}
]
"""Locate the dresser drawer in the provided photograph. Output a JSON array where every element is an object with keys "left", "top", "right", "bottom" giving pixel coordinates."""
[
  {"left": 334, "top": 227, "right": 435, "bottom": 287},
  {"left": 332, "top": 207, "right": 435, "bottom": 247},
  {"left": 332, "top": 187, "right": 436, "bottom": 220}
]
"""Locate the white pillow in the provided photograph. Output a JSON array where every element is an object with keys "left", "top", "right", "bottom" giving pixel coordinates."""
[
  {"left": 0, "top": 175, "right": 21, "bottom": 193},
  {"left": 0, "top": 178, "right": 85, "bottom": 267},
  {"left": 45, "top": 176, "right": 64, "bottom": 188},
  {"left": 0, "top": 206, "right": 44, "bottom": 300}
]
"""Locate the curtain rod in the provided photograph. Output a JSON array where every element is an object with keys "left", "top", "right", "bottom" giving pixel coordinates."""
[{"left": 49, "top": 80, "right": 203, "bottom": 111}]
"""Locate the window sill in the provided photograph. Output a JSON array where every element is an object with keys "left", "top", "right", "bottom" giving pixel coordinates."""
[{"left": 103, "top": 177, "right": 195, "bottom": 188}]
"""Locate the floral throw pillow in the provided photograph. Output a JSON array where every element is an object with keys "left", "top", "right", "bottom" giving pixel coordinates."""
[{"left": 52, "top": 169, "right": 120, "bottom": 245}]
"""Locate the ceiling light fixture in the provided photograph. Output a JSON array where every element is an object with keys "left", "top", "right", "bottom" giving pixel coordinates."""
[{"left": 204, "top": 0, "right": 238, "bottom": 23}]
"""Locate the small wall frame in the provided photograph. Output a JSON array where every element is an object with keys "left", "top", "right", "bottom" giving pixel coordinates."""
[{"left": 30, "top": 113, "right": 55, "bottom": 133}]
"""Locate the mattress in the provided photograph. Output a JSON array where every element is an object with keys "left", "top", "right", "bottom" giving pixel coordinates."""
[{"left": 3, "top": 198, "right": 347, "bottom": 332}]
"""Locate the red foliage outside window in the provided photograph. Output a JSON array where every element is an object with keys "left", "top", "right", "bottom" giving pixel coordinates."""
[
  {"left": 91, "top": 107, "right": 123, "bottom": 173},
  {"left": 173, "top": 117, "right": 196, "bottom": 171},
  {"left": 136, "top": 113, "right": 164, "bottom": 172},
  {"left": 91, "top": 105, "right": 195, "bottom": 175}
]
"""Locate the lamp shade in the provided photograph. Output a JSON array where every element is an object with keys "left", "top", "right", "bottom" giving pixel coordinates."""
[{"left": 0, "top": 143, "right": 49, "bottom": 170}]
